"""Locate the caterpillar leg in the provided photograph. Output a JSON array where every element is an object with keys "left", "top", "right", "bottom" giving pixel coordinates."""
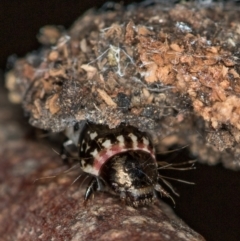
[
  {"left": 83, "top": 177, "right": 104, "bottom": 205},
  {"left": 154, "top": 183, "right": 175, "bottom": 206}
]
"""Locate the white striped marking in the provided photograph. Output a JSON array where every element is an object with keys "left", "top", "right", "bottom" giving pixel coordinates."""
[
  {"left": 116, "top": 135, "right": 125, "bottom": 147},
  {"left": 90, "top": 149, "right": 99, "bottom": 158},
  {"left": 90, "top": 132, "right": 98, "bottom": 140},
  {"left": 102, "top": 139, "right": 112, "bottom": 148}
]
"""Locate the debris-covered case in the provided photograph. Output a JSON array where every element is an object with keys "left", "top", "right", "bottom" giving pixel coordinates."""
[{"left": 6, "top": 1, "right": 240, "bottom": 171}]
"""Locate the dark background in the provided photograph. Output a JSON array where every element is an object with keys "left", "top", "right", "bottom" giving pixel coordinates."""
[{"left": 0, "top": 1, "right": 239, "bottom": 241}]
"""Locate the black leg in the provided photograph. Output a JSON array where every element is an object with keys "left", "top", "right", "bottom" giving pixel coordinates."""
[{"left": 83, "top": 177, "right": 99, "bottom": 205}]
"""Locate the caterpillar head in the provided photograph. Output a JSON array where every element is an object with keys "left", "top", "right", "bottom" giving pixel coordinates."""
[{"left": 100, "top": 151, "right": 159, "bottom": 207}]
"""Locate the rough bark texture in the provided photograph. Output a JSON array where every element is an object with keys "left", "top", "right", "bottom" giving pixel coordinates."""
[
  {"left": 0, "top": 88, "right": 205, "bottom": 241},
  {"left": 5, "top": 2, "right": 240, "bottom": 170}
]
